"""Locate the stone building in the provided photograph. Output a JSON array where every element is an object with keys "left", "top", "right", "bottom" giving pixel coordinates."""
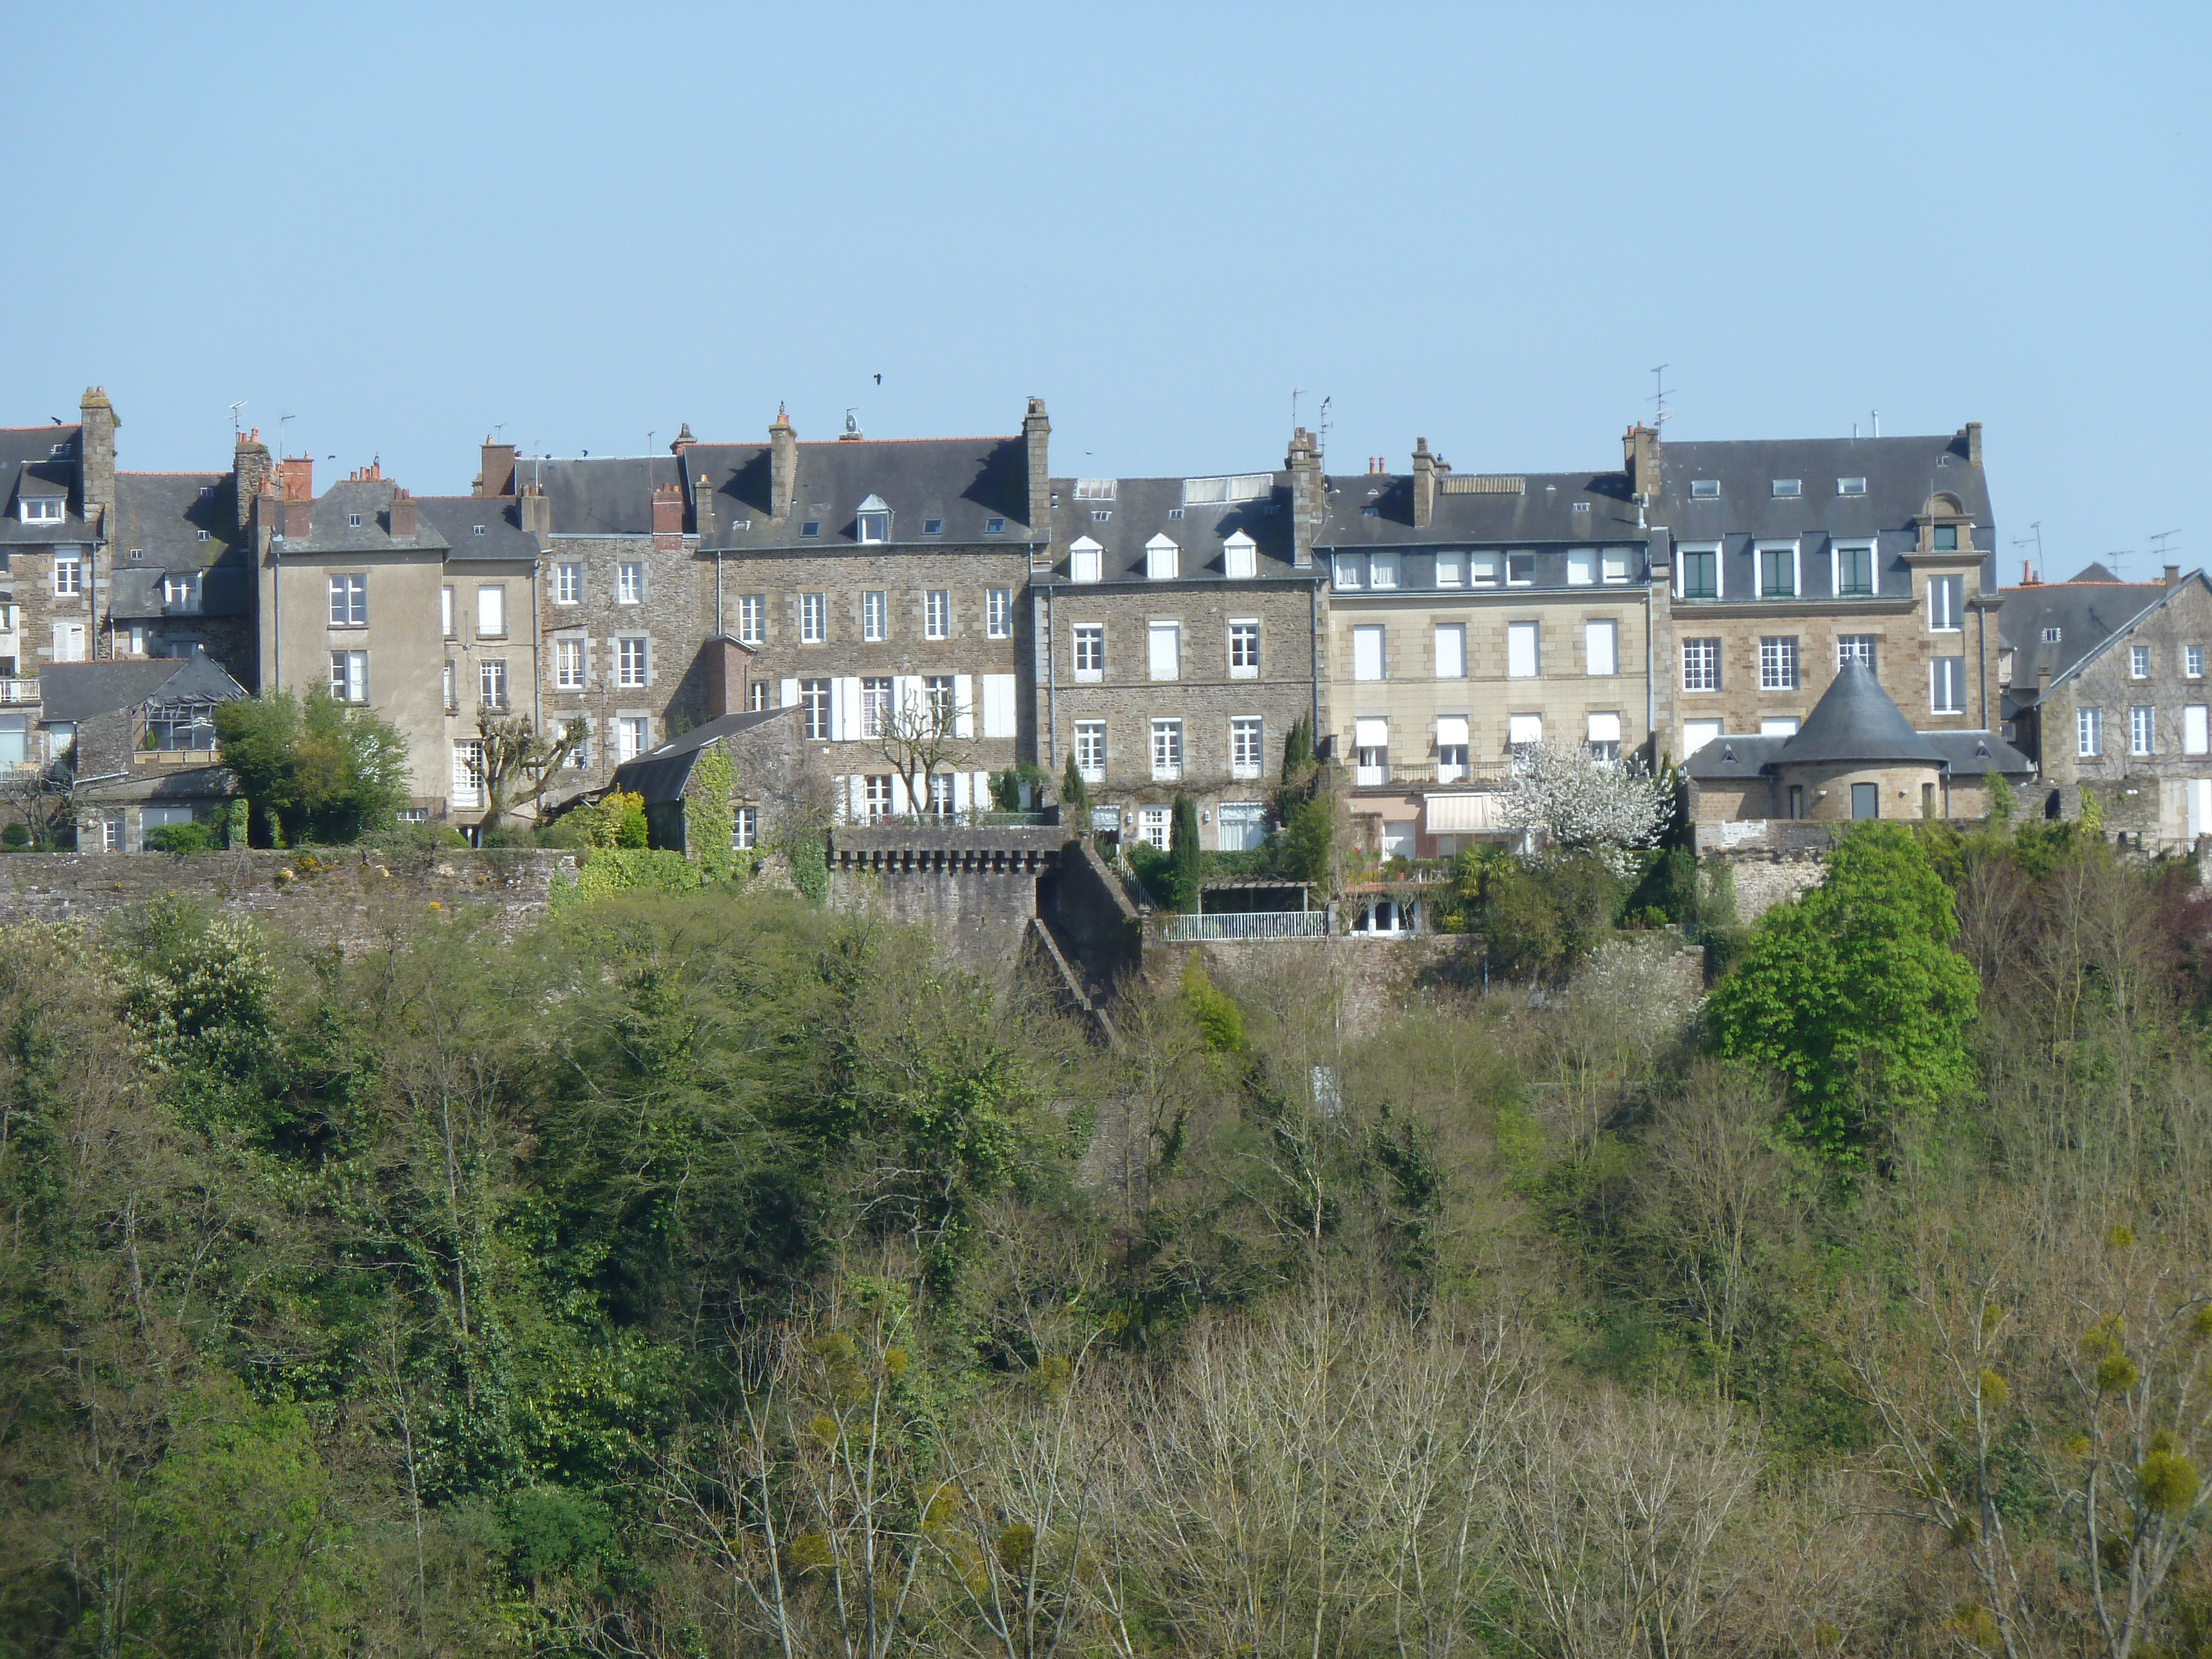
[
  {"left": 1031, "top": 429, "right": 1325, "bottom": 853},
  {"left": 607, "top": 704, "right": 811, "bottom": 856},
  {"left": 0, "top": 393, "right": 112, "bottom": 771},
  {"left": 106, "top": 460, "right": 256, "bottom": 676},
  {"left": 38, "top": 655, "right": 247, "bottom": 851},
  {"left": 1636, "top": 420, "right": 2001, "bottom": 761},
  {"left": 682, "top": 401, "right": 1050, "bottom": 820},
  {"left": 1686, "top": 656, "right": 2031, "bottom": 825},
  {"left": 2001, "top": 562, "right": 2212, "bottom": 846},
  {"left": 1313, "top": 436, "right": 1658, "bottom": 859}
]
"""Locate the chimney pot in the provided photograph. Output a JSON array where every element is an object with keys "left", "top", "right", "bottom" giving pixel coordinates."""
[{"left": 2166, "top": 564, "right": 2182, "bottom": 586}]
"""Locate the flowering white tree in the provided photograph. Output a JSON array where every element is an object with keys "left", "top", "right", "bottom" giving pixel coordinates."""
[{"left": 1502, "top": 740, "right": 1671, "bottom": 872}]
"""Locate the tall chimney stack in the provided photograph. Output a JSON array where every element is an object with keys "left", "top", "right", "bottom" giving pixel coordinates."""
[
  {"left": 519, "top": 485, "right": 552, "bottom": 541},
  {"left": 1412, "top": 437, "right": 1436, "bottom": 530},
  {"left": 1965, "top": 422, "right": 1983, "bottom": 467},
  {"left": 478, "top": 441, "right": 517, "bottom": 497},
  {"left": 79, "top": 387, "right": 117, "bottom": 533},
  {"left": 388, "top": 488, "right": 417, "bottom": 541},
  {"left": 652, "top": 482, "right": 684, "bottom": 549},
  {"left": 1022, "top": 397, "right": 1051, "bottom": 536},
  {"left": 1286, "top": 425, "right": 1322, "bottom": 569},
  {"left": 1623, "top": 422, "right": 1661, "bottom": 502},
  {"left": 769, "top": 405, "right": 797, "bottom": 522},
  {"left": 233, "top": 427, "right": 270, "bottom": 533}
]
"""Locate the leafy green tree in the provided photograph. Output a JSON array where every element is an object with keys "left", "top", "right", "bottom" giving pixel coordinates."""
[
  {"left": 1168, "top": 791, "right": 1202, "bottom": 912},
  {"left": 1272, "top": 718, "right": 1331, "bottom": 884},
  {"left": 1705, "top": 822, "right": 1979, "bottom": 1161},
  {"left": 215, "top": 688, "right": 411, "bottom": 844},
  {"left": 1058, "top": 751, "right": 1090, "bottom": 824}
]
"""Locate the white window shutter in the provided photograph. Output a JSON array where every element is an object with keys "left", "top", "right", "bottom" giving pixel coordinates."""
[
  {"left": 973, "top": 769, "right": 991, "bottom": 809},
  {"left": 953, "top": 770, "right": 971, "bottom": 811},
  {"left": 890, "top": 773, "right": 911, "bottom": 815},
  {"left": 847, "top": 775, "right": 865, "bottom": 822},
  {"left": 893, "top": 675, "right": 920, "bottom": 719},
  {"left": 982, "top": 673, "right": 1016, "bottom": 738},
  {"left": 953, "top": 674, "right": 974, "bottom": 738},
  {"left": 779, "top": 677, "right": 799, "bottom": 711},
  {"left": 834, "top": 676, "right": 860, "bottom": 741}
]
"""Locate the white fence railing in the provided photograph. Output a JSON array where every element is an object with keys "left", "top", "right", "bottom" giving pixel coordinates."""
[{"left": 1160, "top": 910, "right": 1328, "bottom": 942}]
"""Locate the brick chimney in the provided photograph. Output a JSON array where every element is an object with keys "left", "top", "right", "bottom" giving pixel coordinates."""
[
  {"left": 1624, "top": 422, "right": 1661, "bottom": 502},
  {"left": 652, "top": 481, "right": 684, "bottom": 549},
  {"left": 769, "top": 405, "right": 797, "bottom": 522},
  {"left": 1286, "top": 425, "right": 1322, "bottom": 569},
  {"left": 700, "top": 634, "right": 754, "bottom": 718},
  {"left": 278, "top": 456, "right": 314, "bottom": 502},
  {"left": 282, "top": 496, "right": 311, "bottom": 541},
  {"left": 1965, "top": 421, "right": 1983, "bottom": 467},
  {"left": 478, "top": 441, "right": 516, "bottom": 497},
  {"left": 79, "top": 386, "right": 117, "bottom": 531},
  {"left": 519, "top": 484, "right": 552, "bottom": 541},
  {"left": 388, "top": 488, "right": 418, "bottom": 541},
  {"left": 1412, "top": 437, "right": 1436, "bottom": 530},
  {"left": 233, "top": 427, "right": 270, "bottom": 533},
  {"left": 1023, "top": 397, "right": 1051, "bottom": 535}
]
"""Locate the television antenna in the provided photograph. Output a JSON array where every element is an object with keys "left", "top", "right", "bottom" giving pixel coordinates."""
[
  {"left": 228, "top": 400, "right": 246, "bottom": 438},
  {"left": 1650, "top": 364, "right": 1671, "bottom": 432},
  {"left": 2151, "top": 528, "right": 2183, "bottom": 562},
  {"left": 2011, "top": 520, "right": 2043, "bottom": 583}
]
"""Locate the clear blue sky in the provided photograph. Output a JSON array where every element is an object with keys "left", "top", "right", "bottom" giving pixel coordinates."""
[{"left": 7, "top": 3, "right": 2205, "bottom": 582}]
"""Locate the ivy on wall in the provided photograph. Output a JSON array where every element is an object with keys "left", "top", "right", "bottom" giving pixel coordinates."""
[{"left": 686, "top": 747, "right": 737, "bottom": 886}]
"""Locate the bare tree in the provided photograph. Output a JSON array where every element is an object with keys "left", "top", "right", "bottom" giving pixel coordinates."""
[
  {"left": 869, "top": 682, "right": 972, "bottom": 821},
  {"left": 471, "top": 711, "right": 585, "bottom": 832},
  {"left": 0, "top": 749, "right": 86, "bottom": 847}
]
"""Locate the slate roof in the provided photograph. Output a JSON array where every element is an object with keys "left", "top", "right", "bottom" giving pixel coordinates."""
[
  {"left": 1772, "top": 659, "right": 1943, "bottom": 766},
  {"left": 0, "top": 424, "right": 84, "bottom": 545},
  {"left": 107, "top": 473, "right": 251, "bottom": 619},
  {"left": 277, "top": 479, "right": 452, "bottom": 555},
  {"left": 1650, "top": 431, "right": 1991, "bottom": 539},
  {"left": 1994, "top": 565, "right": 2192, "bottom": 707},
  {"left": 1924, "top": 729, "right": 2036, "bottom": 777},
  {"left": 523, "top": 455, "right": 681, "bottom": 538},
  {"left": 39, "top": 655, "right": 247, "bottom": 722},
  {"left": 688, "top": 436, "right": 1038, "bottom": 551},
  {"left": 608, "top": 705, "right": 792, "bottom": 804},
  {"left": 1314, "top": 468, "right": 1644, "bottom": 548},
  {"left": 1044, "top": 474, "right": 1301, "bottom": 583},
  {"left": 414, "top": 495, "right": 544, "bottom": 563}
]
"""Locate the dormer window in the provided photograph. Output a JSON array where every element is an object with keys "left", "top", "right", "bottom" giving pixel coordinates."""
[
  {"left": 1145, "top": 534, "right": 1180, "bottom": 580},
  {"left": 1223, "top": 530, "right": 1258, "bottom": 580},
  {"left": 196, "top": 529, "right": 209, "bottom": 541},
  {"left": 199, "top": 485, "right": 215, "bottom": 502},
  {"left": 1091, "top": 510, "right": 1111, "bottom": 522},
  {"left": 1838, "top": 477, "right": 1867, "bottom": 495},
  {"left": 1691, "top": 479, "right": 1720, "bottom": 499},
  {"left": 1069, "top": 535, "right": 1103, "bottom": 584},
  {"left": 984, "top": 517, "right": 1006, "bottom": 534},
  {"left": 163, "top": 573, "right": 200, "bottom": 608},
  {"left": 472, "top": 524, "right": 486, "bottom": 536},
  {"left": 855, "top": 494, "right": 891, "bottom": 543},
  {"left": 1772, "top": 478, "right": 1802, "bottom": 498},
  {"left": 348, "top": 513, "right": 363, "bottom": 528},
  {"left": 1074, "top": 479, "right": 1115, "bottom": 500},
  {"left": 20, "top": 498, "right": 61, "bottom": 525},
  {"left": 1933, "top": 525, "right": 1959, "bottom": 551}
]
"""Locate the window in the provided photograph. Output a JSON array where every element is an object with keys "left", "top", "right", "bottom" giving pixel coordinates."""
[
  {"left": 1137, "top": 806, "right": 1170, "bottom": 850},
  {"left": 1434, "top": 624, "right": 1465, "bottom": 680},
  {"left": 442, "top": 660, "right": 457, "bottom": 710},
  {"left": 1933, "top": 525, "right": 1960, "bottom": 551},
  {"left": 1585, "top": 619, "right": 1618, "bottom": 676},
  {"left": 1223, "top": 535, "right": 1258, "bottom": 580},
  {"left": 555, "top": 563, "right": 581, "bottom": 604},
  {"left": 144, "top": 704, "right": 218, "bottom": 752},
  {"left": 1788, "top": 785, "right": 1804, "bottom": 820},
  {"left": 733, "top": 806, "right": 759, "bottom": 850},
  {"left": 1353, "top": 624, "right": 1385, "bottom": 682},
  {"left": 1567, "top": 549, "right": 1596, "bottom": 586},
  {"left": 618, "top": 717, "right": 649, "bottom": 761},
  {"left": 1436, "top": 716, "right": 1469, "bottom": 782},
  {"left": 1073, "top": 478, "right": 1116, "bottom": 502},
  {"left": 1070, "top": 540, "right": 1103, "bottom": 583},
  {"left": 1470, "top": 551, "right": 1502, "bottom": 587},
  {"left": 1074, "top": 721, "right": 1106, "bottom": 782},
  {"left": 51, "top": 621, "right": 85, "bottom": 662},
  {"left": 1507, "top": 714, "right": 1543, "bottom": 760},
  {"left": 1507, "top": 622, "right": 1538, "bottom": 679},
  {"left": 617, "top": 637, "right": 647, "bottom": 687},
  {"left": 197, "top": 528, "right": 210, "bottom": 542},
  {"left": 737, "top": 594, "right": 765, "bottom": 644},
  {"left": 2186, "top": 706, "right": 2209, "bottom": 755},
  {"left": 801, "top": 680, "right": 831, "bottom": 740},
  {"left": 1834, "top": 542, "right": 1875, "bottom": 596},
  {"left": 477, "top": 585, "right": 505, "bottom": 637},
  {"left": 1182, "top": 474, "right": 1271, "bottom": 506},
  {"left": 860, "top": 677, "right": 893, "bottom": 738},
  {"left": 1167, "top": 507, "right": 1184, "bottom": 520},
  {"left": 1354, "top": 718, "right": 1389, "bottom": 785},
  {"left": 163, "top": 572, "right": 199, "bottom": 608},
  {"left": 862, "top": 589, "right": 888, "bottom": 641},
  {"left": 800, "top": 592, "right": 827, "bottom": 643},
  {"left": 1145, "top": 536, "right": 1180, "bottom": 581},
  {"left": 1601, "top": 547, "right": 1631, "bottom": 583},
  {"left": 555, "top": 638, "right": 585, "bottom": 690},
  {"left": 1436, "top": 551, "right": 1464, "bottom": 588},
  {"left": 1073, "top": 624, "right": 1105, "bottom": 680},
  {"left": 1683, "top": 637, "right": 1720, "bottom": 692},
  {"left": 984, "top": 517, "right": 1006, "bottom": 534},
  {"left": 864, "top": 775, "right": 893, "bottom": 820},
  {"left": 1682, "top": 719, "right": 1721, "bottom": 755},
  {"left": 1229, "top": 620, "right": 1260, "bottom": 677},
  {"left": 2078, "top": 707, "right": 2104, "bottom": 757},
  {"left": 1587, "top": 712, "right": 1621, "bottom": 763},
  {"left": 1678, "top": 545, "right": 1719, "bottom": 598},
  {"left": 1759, "top": 637, "right": 1799, "bottom": 691},
  {"left": 921, "top": 518, "right": 943, "bottom": 536},
  {"left": 618, "top": 561, "right": 643, "bottom": 604},
  {"left": 1691, "top": 479, "right": 1720, "bottom": 499},
  {"left": 1838, "top": 476, "right": 1867, "bottom": 495},
  {"left": 564, "top": 726, "right": 589, "bottom": 769},
  {"left": 1758, "top": 543, "right": 1797, "bottom": 597},
  {"left": 855, "top": 495, "right": 890, "bottom": 542},
  {"left": 2190, "top": 645, "right": 2205, "bottom": 679},
  {"left": 1772, "top": 478, "right": 1802, "bottom": 498},
  {"left": 1218, "top": 801, "right": 1266, "bottom": 852},
  {"left": 924, "top": 590, "right": 950, "bottom": 639},
  {"left": 479, "top": 658, "right": 509, "bottom": 709},
  {"left": 1333, "top": 554, "right": 1363, "bottom": 590},
  {"left": 453, "top": 739, "right": 485, "bottom": 809},
  {"left": 1929, "top": 656, "right": 1966, "bottom": 714},
  {"left": 2131, "top": 645, "right": 2151, "bottom": 679},
  {"left": 442, "top": 586, "right": 455, "bottom": 637},
  {"left": 1150, "top": 718, "right": 1183, "bottom": 780},
  {"left": 927, "top": 772, "right": 955, "bottom": 818},
  {"left": 20, "top": 497, "right": 61, "bottom": 525},
  {"left": 1231, "top": 717, "right": 1264, "bottom": 778},
  {"left": 329, "top": 650, "right": 368, "bottom": 703},
  {"left": 800, "top": 521, "right": 821, "bottom": 538},
  {"left": 1837, "top": 635, "right": 1877, "bottom": 669},
  {"left": 1368, "top": 551, "right": 1399, "bottom": 589},
  {"left": 1148, "top": 621, "right": 1180, "bottom": 681},
  {"left": 2131, "top": 705, "right": 2156, "bottom": 755},
  {"left": 1851, "top": 782, "right": 1878, "bottom": 820},
  {"left": 748, "top": 680, "right": 768, "bottom": 712},
  {"left": 1506, "top": 551, "right": 1535, "bottom": 586},
  {"left": 347, "top": 513, "right": 362, "bottom": 529},
  {"left": 1928, "top": 575, "right": 1962, "bottom": 632},
  {"left": 923, "top": 675, "right": 955, "bottom": 728},
  {"left": 329, "top": 573, "right": 367, "bottom": 626},
  {"left": 1092, "top": 510, "right": 1112, "bottom": 524},
  {"left": 985, "top": 588, "right": 1011, "bottom": 639}
]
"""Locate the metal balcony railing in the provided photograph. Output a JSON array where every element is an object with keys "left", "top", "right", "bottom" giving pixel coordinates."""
[
  {"left": 0, "top": 679, "right": 39, "bottom": 705},
  {"left": 1160, "top": 910, "right": 1329, "bottom": 942}
]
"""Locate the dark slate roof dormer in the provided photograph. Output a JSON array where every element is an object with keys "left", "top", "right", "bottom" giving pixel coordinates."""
[
  {"left": 690, "top": 436, "right": 1035, "bottom": 550},
  {"left": 1045, "top": 474, "right": 1300, "bottom": 583}
]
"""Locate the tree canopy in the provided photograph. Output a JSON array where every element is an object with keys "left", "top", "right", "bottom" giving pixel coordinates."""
[{"left": 214, "top": 688, "right": 412, "bottom": 844}]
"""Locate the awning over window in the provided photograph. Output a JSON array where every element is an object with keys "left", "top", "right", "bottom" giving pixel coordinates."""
[
  {"left": 1354, "top": 718, "right": 1389, "bottom": 749},
  {"left": 1437, "top": 716, "right": 1469, "bottom": 747},
  {"left": 1425, "top": 792, "right": 1504, "bottom": 833}
]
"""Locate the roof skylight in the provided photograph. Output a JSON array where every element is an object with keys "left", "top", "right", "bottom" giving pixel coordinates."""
[
  {"left": 1838, "top": 476, "right": 1867, "bottom": 495},
  {"left": 1772, "top": 478, "right": 1802, "bottom": 498},
  {"left": 1074, "top": 479, "right": 1115, "bottom": 500},
  {"left": 1182, "top": 474, "right": 1271, "bottom": 507},
  {"left": 1691, "top": 479, "right": 1720, "bottom": 499}
]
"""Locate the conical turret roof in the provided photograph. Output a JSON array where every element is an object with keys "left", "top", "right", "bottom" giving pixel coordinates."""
[{"left": 1772, "top": 658, "right": 1943, "bottom": 767}]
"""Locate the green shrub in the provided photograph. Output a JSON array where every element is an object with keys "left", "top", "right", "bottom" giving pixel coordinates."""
[
  {"left": 1, "top": 824, "right": 27, "bottom": 851},
  {"left": 145, "top": 821, "right": 220, "bottom": 854}
]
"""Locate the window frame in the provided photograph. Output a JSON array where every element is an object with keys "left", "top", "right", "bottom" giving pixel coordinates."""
[
  {"left": 1506, "top": 620, "right": 1540, "bottom": 680},
  {"left": 1147, "top": 620, "right": 1181, "bottom": 683},
  {"left": 1230, "top": 716, "right": 1264, "bottom": 779},
  {"left": 1755, "top": 539, "right": 1800, "bottom": 599},
  {"left": 617, "top": 561, "right": 644, "bottom": 605},
  {"left": 615, "top": 635, "right": 648, "bottom": 688},
  {"left": 329, "top": 649, "right": 368, "bottom": 704},
  {"left": 1150, "top": 717, "right": 1183, "bottom": 781},
  {"left": 1584, "top": 618, "right": 1618, "bottom": 677},
  {"left": 2130, "top": 644, "right": 2152, "bottom": 680},
  {"left": 1433, "top": 622, "right": 1467, "bottom": 681},
  {"left": 800, "top": 591, "right": 827, "bottom": 644},
  {"left": 1566, "top": 549, "right": 1597, "bottom": 587},
  {"left": 1928, "top": 574, "right": 1963, "bottom": 633},
  {"left": 1837, "top": 635, "right": 1877, "bottom": 670},
  {"left": 475, "top": 583, "right": 505, "bottom": 638},
  {"left": 554, "top": 637, "right": 586, "bottom": 690},
  {"left": 1757, "top": 635, "right": 1799, "bottom": 692},
  {"left": 1072, "top": 623, "right": 1105, "bottom": 681},
  {"left": 2130, "top": 704, "right": 2156, "bottom": 757},
  {"left": 923, "top": 589, "right": 951, "bottom": 639},
  {"left": 1352, "top": 623, "right": 1386, "bottom": 683},
  {"left": 2188, "top": 645, "right": 2205, "bottom": 680},
  {"left": 862, "top": 589, "right": 888, "bottom": 641},
  {"left": 1073, "top": 719, "right": 1106, "bottom": 783},
  {"left": 737, "top": 593, "right": 765, "bottom": 645},
  {"left": 1435, "top": 551, "right": 1465, "bottom": 588},
  {"left": 985, "top": 587, "right": 1012, "bottom": 639},
  {"left": 1682, "top": 637, "right": 1720, "bottom": 693},
  {"left": 1833, "top": 540, "right": 1876, "bottom": 597},
  {"left": 1228, "top": 618, "right": 1260, "bottom": 678},
  {"left": 2078, "top": 706, "right": 2104, "bottom": 758},
  {"left": 1676, "top": 542, "right": 1721, "bottom": 600},
  {"left": 479, "top": 657, "right": 509, "bottom": 709},
  {"left": 554, "top": 563, "right": 581, "bottom": 605},
  {"left": 1931, "top": 656, "right": 1966, "bottom": 714},
  {"left": 800, "top": 679, "right": 831, "bottom": 742},
  {"left": 1506, "top": 551, "right": 1536, "bottom": 587},
  {"left": 328, "top": 572, "right": 367, "bottom": 627}
]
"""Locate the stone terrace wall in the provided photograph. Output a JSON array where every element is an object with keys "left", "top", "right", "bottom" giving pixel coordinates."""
[
  {"left": 0, "top": 849, "right": 573, "bottom": 947},
  {"left": 826, "top": 825, "right": 1068, "bottom": 979}
]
